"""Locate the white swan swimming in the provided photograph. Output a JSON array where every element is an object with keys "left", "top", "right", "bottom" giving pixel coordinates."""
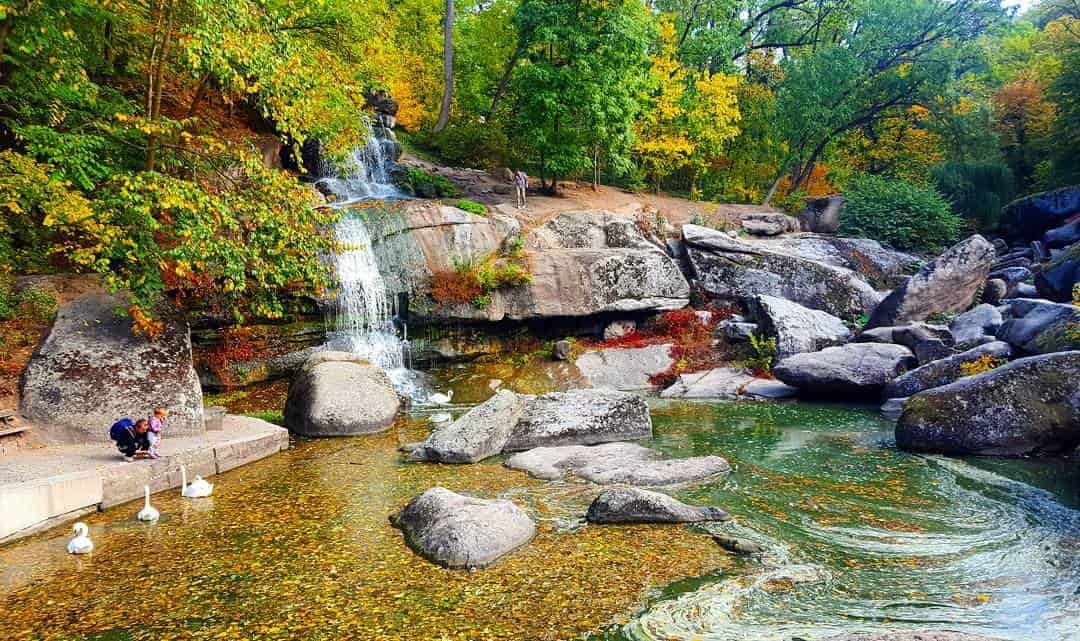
[
  {"left": 428, "top": 389, "right": 453, "bottom": 404},
  {"left": 67, "top": 522, "right": 93, "bottom": 554},
  {"left": 430, "top": 412, "right": 453, "bottom": 424},
  {"left": 136, "top": 484, "right": 159, "bottom": 521},
  {"left": 180, "top": 465, "right": 213, "bottom": 498}
]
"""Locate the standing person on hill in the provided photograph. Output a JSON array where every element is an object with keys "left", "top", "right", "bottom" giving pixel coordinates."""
[{"left": 514, "top": 169, "right": 528, "bottom": 209}]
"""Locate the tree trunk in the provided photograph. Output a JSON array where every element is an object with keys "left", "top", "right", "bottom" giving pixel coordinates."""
[
  {"left": 488, "top": 50, "right": 520, "bottom": 118},
  {"left": 186, "top": 76, "right": 209, "bottom": 119},
  {"left": 433, "top": 0, "right": 454, "bottom": 133},
  {"left": 763, "top": 172, "right": 784, "bottom": 206}
]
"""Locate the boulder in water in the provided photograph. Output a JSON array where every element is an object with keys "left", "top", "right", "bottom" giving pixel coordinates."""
[
  {"left": 506, "top": 442, "right": 731, "bottom": 485},
  {"left": 408, "top": 390, "right": 529, "bottom": 463},
  {"left": 896, "top": 351, "right": 1080, "bottom": 456},
  {"left": 883, "top": 341, "right": 1013, "bottom": 399},
  {"left": 586, "top": 487, "right": 730, "bottom": 524},
  {"left": 867, "top": 235, "right": 997, "bottom": 329},
  {"left": 284, "top": 351, "right": 400, "bottom": 436},
  {"left": 773, "top": 343, "right": 916, "bottom": 397},
  {"left": 502, "top": 389, "right": 652, "bottom": 451},
  {"left": 575, "top": 344, "right": 674, "bottom": 390},
  {"left": 390, "top": 487, "right": 535, "bottom": 569},
  {"left": 19, "top": 292, "right": 205, "bottom": 443}
]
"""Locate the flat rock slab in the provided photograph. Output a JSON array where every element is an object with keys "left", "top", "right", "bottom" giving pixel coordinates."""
[
  {"left": 408, "top": 390, "right": 529, "bottom": 463},
  {"left": 390, "top": 487, "right": 536, "bottom": 570},
  {"left": 586, "top": 487, "right": 730, "bottom": 524},
  {"left": 284, "top": 351, "right": 400, "bottom": 436},
  {"left": 896, "top": 351, "right": 1080, "bottom": 456},
  {"left": 774, "top": 343, "right": 916, "bottom": 397},
  {"left": 502, "top": 389, "right": 652, "bottom": 452},
  {"left": 575, "top": 344, "right": 674, "bottom": 390},
  {"left": 505, "top": 442, "right": 731, "bottom": 486}
]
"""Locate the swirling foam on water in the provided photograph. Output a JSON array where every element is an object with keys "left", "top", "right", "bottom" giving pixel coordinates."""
[{"left": 620, "top": 405, "right": 1080, "bottom": 641}]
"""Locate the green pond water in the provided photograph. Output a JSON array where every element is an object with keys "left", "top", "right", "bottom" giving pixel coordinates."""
[{"left": 1, "top": 392, "right": 1078, "bottom": 641}]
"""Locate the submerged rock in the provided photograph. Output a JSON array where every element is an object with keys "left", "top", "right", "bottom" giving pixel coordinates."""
[
  {"left": 502, "top": 389, "right": 652, "bottom": 452},
  {"left": 773, "top": 343, "right": 916, "bottom": 398},
  {"left": 283, "top": 351, "right": 400, "bottom": 436},
  {"left": 390, "top": 487, "right": 535, "bottom": 569},
  {"left": 867, "top": 235, "right": 997, "bottom": 329},
  {"left": 20, "top": 292, "right": 205, "bottom": 444},
  {"left": 586, "top": 487, "right": 730, "bottom": 524},
  {"left": 896, "top": 351, "right": 1080, "bottom": 456},
  {"left": 712, "top": 534, "right": 766, "bottom": 556},
  {"left": 750, "top": 294, "right": 851, "bottom": 359},
  {"left": 408, "top": 390, "right": 529, "bottom": 463},
  {"left": 996, "top": 298, "right": 1080, "bottom": 354},
  {"left": 505, "top": 442, "right": 731, "bottom": 485},
  {"left": 883, "top": 341, "right": 1013, "bottom": 399},
  {"left": 575, "top": 344, "right": 674, "bottom": 390},
  {"left": 683, "top": 224, "right": 881, "bottom": 319}
]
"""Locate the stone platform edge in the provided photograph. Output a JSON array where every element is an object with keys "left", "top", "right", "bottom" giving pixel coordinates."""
[{"left": 0, "top": 419, "right": 289, "bottom": 543}]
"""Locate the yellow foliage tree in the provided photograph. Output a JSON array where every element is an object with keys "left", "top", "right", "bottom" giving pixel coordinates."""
[
  {"left": 634, "top": 19, "right": 693, "bottom": 192},
  {"left": 685, "top": 70, "right": 741, "bottom": 197}
]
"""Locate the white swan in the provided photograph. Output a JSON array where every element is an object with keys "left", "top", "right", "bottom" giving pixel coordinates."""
[
  {"left": 430, "top": 412, "right": 453, "bottom": 424},
  {"left": 136, "top": 485, "right": 159, "bottom": 521},
  {"left": 180, "top": 465, "right": 213, "bottom": 498},
  {"left": 67, "top": 522, "right": 93, "bottom": 554},
  {"left": 428, "top": 389, "right": 453, "bottom": 404}
]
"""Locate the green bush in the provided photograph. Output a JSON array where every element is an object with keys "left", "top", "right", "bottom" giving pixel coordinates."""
[
  {"left": 932, "top": 161, "right": 1015, "bottom": 231},
  {"left": 19, "top": 287, "right": 59, "bottom": 321},
  {"left": 393, "top": 167, "right": 461, "bottom": 198},
  {"left": 840, "top": 174, "right": 963, "bottom": 252},
  {"left": 425, "top": 117, "right": 510, "bottom": 170},
  {"left": 0, "top": 277, "right": 16, "bottom": 321},
  {"left": 456, "top": 199, "right": 487, "bottom": 216}
]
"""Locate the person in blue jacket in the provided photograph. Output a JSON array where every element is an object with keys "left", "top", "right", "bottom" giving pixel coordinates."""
[{"left": 109, "top": 418, "right": 151, "bottom": 462}]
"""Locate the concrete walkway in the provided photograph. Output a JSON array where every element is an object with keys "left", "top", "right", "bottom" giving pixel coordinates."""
[{"left": 0, "top": 415, "right": 288, "bottom": 543}]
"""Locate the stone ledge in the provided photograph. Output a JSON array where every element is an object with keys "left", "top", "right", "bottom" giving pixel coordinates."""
[{"left": 0, "top": 416, "right": 288, "bottom": 543}]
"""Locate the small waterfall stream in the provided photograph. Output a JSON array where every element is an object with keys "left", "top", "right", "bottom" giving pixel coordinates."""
[{"left": 320, "top": 123, "right": 425, "bottom": 399}]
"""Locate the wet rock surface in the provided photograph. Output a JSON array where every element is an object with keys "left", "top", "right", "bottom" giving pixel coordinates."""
[
  {"left": 390, "top": 487, "right": 536, "bottom": 569},
  {"left": 408, "top": 390, "right": 529, "bottom": 463},
  {"left": 586, "top": 487, "right": 730, "bottom": 524}
]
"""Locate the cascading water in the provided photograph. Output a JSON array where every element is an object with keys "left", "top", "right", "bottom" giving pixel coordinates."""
[{"left": 320, "top": 123, "right": 425, "bottom": 399}]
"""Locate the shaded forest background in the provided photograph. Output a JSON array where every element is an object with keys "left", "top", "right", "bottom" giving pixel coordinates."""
[{"left": 2, "top": 0, "right": 1079, "bottom": 327}]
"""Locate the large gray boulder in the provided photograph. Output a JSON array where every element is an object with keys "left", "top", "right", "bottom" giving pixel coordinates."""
[
  {"left": 867, "top": 235, "right": 997, "bottom": 329},
  {"left": 390, "top": 487, "right": 535, "bottom": 569},
  {"left": 586, "top": 487, "right": 730, "bottom": 524},
  {"left": 750, "top": 294, "right": 851, "bottom": 359},
  {"left": 896, "top": 351, "right": 1080, "bottom": 456},
  {"left": 20, "top": 293, "right": 204, "bottom": 444},
  {"left": 506, "top": 442, "right": 731, "bottom": 485},
  {"left": 660, "top": 367, "right": 754, "bottom": 399},
  {"left": 408, "top": 390, "right": 529, "bottom": 463},
  {"left": 996, "top": 298, "right": 1080, "bottom": 354},
  {"left": 502, "top": 389, "right": 651, "bottom": 451},
  {"left": 757, "top": 234, "right": 921, "bottom": 289},
  {"left": 575, "top": 344, "right": 674, "bottom": 390},
  {"left": 284, "top": 351, "right": 400, "bottom": 436},
  {"left": 740, "top": 211, "right": 798, "bottom": 236},
  {"left": 1035, "top": 243, "right": 1080, "bottom": 302},
  {"left": 683, "top": 224, "right": 881, "bottom": 320},
  {"left": 949, "top": 304, "right": 1004, "bottom": 347},
  {"left": 773, "top": 343, "right": 916, "bottom": 397},
  {"left": 883, "top": 341, "right": 1013, "bottom": 399}
]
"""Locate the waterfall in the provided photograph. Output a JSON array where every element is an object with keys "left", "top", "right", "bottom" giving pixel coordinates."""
[{"left": 322, "top": 124, "right": 423, "bottom": 398}]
